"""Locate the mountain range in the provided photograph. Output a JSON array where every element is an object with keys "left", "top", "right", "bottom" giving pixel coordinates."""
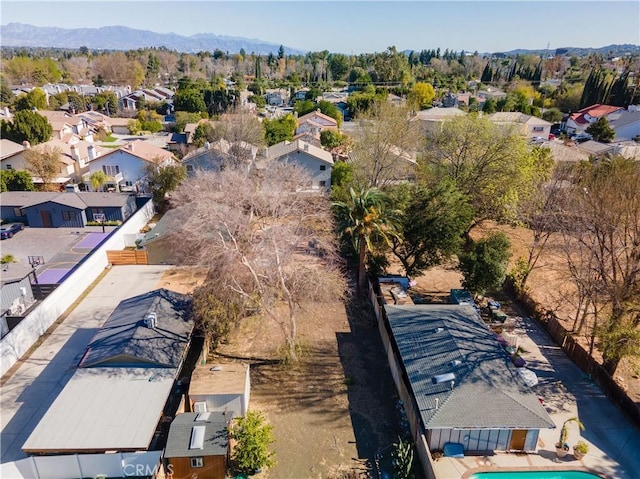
[
  {"left": 0, "top": 23, "right": 306, "bottom": 55},
  {"left": 1, "top": 23, "right": 639, "bottom": 58}
]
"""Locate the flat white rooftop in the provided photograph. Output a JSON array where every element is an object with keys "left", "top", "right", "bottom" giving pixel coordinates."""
[{"left": 22, "top": 367, "right": 175, "bottom": 453}]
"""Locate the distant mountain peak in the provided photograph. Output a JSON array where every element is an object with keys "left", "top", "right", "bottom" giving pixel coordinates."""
[{"left": 0, "top": 22, "right": 306, "bottom": 55}]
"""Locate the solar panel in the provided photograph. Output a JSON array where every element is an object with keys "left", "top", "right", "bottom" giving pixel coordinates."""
[{"left": 189, "top": 425, "right": 206, "bottom": 450}]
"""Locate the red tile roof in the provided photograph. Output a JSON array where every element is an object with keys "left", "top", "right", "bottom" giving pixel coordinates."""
[{"left": 570, "top": 104, "right": 623, "bottom": 125}]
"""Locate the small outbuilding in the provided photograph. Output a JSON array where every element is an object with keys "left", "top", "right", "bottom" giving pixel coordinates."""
[
  {"left": 164, "top": 411, "right": 231, "bottom": 479},
  {"left": 189, "top": 362, "right": 250, "bottom": 417}
]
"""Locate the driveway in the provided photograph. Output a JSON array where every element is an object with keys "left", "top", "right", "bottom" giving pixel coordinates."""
[{"left": 0, "top": 265, "right": 172, "bottom": 463}]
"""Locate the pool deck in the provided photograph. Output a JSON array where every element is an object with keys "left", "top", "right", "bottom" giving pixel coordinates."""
[{"left": 431, "top": 312, "right": 640, "bottom": 479}]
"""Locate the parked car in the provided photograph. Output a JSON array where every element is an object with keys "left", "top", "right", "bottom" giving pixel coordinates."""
[
  {"left": 0, "top": 222, "right": 24, "bottom": 240},
  {"left": 572, "top": 132, "right": 593, "bottom": 143}
]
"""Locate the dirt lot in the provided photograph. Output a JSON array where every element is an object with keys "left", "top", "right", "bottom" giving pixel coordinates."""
[{"left": 164, "top": 268, "right": 403, "bottom": 478}]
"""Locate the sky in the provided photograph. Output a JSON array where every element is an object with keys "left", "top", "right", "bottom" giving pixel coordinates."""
[{"left": 1, "top": 1, "right": 639, "bottom": 54}]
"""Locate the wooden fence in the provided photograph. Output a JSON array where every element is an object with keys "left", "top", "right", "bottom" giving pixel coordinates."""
[{"left": 106, "top": 249, "right": 148, "bottom": 265}]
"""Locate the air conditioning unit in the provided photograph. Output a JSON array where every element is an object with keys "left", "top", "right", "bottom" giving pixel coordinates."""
[{"left": 8, "top": 299, "right": 25, "bottom": 316}]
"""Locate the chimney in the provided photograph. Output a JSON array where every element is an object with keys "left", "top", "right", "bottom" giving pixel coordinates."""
[
  {"left": 127, "top": 142, "right": 134, "bottom": 152},
  {"left": 70, "top": 145, "right": 80, "bottom": 161},
  {"left": 87, "top": 145, "right": 97, "bottom": 161},
  {"left": 144, "top": 312, "right": 157, "bottom": 329},
  {"left": 22, "top": 141, "right": 31, "bottom": 149}
]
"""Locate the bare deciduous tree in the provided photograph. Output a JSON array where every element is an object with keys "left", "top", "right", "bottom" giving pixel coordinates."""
[
  {"left": 555, "top": 157, "right": 640, "bottom": 375},
  {"left": 218, "top": 107, "right": 264, "bottom": 168},
  {"left": 349, "top": 101, "right": 421, "bottom": 188},
  {"left": 24, "top": 146, "right": 62, "bottom": 191},
  {"left": 169, "top": 164, "right": 345, "bottom": 361}
]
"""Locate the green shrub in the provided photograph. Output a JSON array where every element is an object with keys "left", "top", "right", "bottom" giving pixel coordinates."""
[{"left": 230, "top": 411, "right": 276, "bottom": 474}]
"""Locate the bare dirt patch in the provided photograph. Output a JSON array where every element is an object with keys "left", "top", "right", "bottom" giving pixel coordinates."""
[{"left": 211, "top": 294, "right": 402, "bottom": 478}]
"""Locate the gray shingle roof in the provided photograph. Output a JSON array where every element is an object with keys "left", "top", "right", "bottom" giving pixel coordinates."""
[
  {"left": 80, "top": 289, "right": 193, "bottom": 368},
  {"left": 386, "top": 304, "right": 554, "bottom": 430},
  {"left": 165, "top": 412, "right": 231, "bottom": 458}
]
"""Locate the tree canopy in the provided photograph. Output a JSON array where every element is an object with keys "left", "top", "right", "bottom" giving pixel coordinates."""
[
  {"left": 420, "top": 115, "right": 554, "bottom": 229},
  {"left": 1, "top": 110, "right": 52, "bottom": 145}
]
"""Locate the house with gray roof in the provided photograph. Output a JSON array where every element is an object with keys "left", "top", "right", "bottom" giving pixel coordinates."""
[
  {"left": 164, "top": 412, "right": 231, "bottom": 479},
  {"left": 261, "top": 139, "right": 333, "bottom": 190},
  {"left": 0, "top": 191, "right": 137, "bottom": 227},
  {"left": 487, "top": 112, "right": 553, "bottom": 139},
  {"left": 22, "top": 289, "right": 193, "bottom": 455},
  {"left": 379, "top": 303, "right": 554, "bottom": 466}
]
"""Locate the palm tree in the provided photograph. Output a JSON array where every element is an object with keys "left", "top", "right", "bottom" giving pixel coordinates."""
[
  {"left": 89, "top": 171, "right": 107, "bottom": 192},
  {"left": 333, "top": 187, "right": 400, "bottom": 294}
]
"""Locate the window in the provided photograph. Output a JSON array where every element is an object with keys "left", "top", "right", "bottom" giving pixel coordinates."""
[
  {"left": 533, "top": 126, "right": 544, "bottom": 132},
  {"left": 62, "top": 211, "right": 77, "bottom": 221},
  {"left": 190, "top": 457, "right": 204, "bottom": 468},
  {"left": 186, "top": 164, "right": 194, "bottom": 172},
  {"left": 13, "top": 208, "right": 23, "bottom": 217},
  {"left": 6, "top": 165, "right": 12, "bottom": 170},
  {"left": 125, "top": 181, "right": 133, "bottom": 187},
  {"left": 319, "top": 180, "right": 327, "bottom": 187},
  {"left": 102, "top": 165, "right": 120, "bottom": 176},
  {"left": 319, "top": 165, "right": 326, "bottom": 171}
]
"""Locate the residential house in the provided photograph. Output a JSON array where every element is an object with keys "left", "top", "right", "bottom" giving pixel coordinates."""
[
  {"left": 606, "top": 106, "right": 640, "bottom": 141},
  {"left": 120, "top": 87, "right": 174, "bottom": 111},
  {"left": 0, "top": 191, "right": 138, "bottom": 227},
  {"left": 87, "top": 140, "right": 178, "bottom": 192},
  {"left": 106, "top": 117, "right": 133, "bottom": 135},
  {"left": 487, "top": 112, "right": 553, "bottom": 139},
  {"left": 292, "top": 89, "right": 310, "bottom": 102},
  {"left": 296, "top": 109, "right": 338, "bottom": 139},
  {"left": 377, "top": 302, "right": 554, "bottom": 471},
  {"left": 168, "top": 121, "right": 202, "bottom": 153},
  {"left": 3, "top": 139, "right": 102, "bottom": 185},
  {"left": 564, "top": 104, "right": 624, "bottom": 136},
  {"left": 138, "top": 207, "right": 187, "bottom": 264},
  {"left": 0, "top": 139, "right": 24, "bottom": 164},
  {"left": 182, "top": 139, "right": 258, "bottom": 175},
  {"left": 442, "top": 92, "right": 459, "bottom": 108},
  {"left": 262, "top": 139, "right": 333, "bottom": 190},
  {"left": 164, "top": 412, "right": 231, "bottom": 479},
  {"left": 22, "top": 289, "right": 193, "bottom": 455},
  {"left": 37, "top": 110, "right": 92, "bottom": 142},
  {"left": 188, "top": 362, "right": 250, "bottom": 416},
  {"left": 76, "top": 111, "right": 113, "bottom": 134},
  {"left": 410, "top": 107, "right": 467, "bottom": 136},
  {"left": 266, "top": 89, "right": 289, "bottom": 106},
  {"left": 476, "top": 87, "right": 508, "bottom": 102}
]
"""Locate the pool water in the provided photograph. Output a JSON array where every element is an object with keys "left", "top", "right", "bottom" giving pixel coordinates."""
[{"left": 471, "top": 472, "right": 603, "bottom": 479}]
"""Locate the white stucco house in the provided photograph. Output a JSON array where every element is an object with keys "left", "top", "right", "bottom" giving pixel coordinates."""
[
  {"left": 87, "top": 140, "right": 178, "bottom": 192},
  {"left": 487, "top": 112, "right": 553, "bottom": 139}
]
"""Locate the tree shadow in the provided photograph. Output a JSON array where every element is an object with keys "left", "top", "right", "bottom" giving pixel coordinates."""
[{"left": 337, "top": 294, "right": 403, "bottom": 463}]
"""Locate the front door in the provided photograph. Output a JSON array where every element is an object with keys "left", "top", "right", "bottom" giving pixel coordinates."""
[
  {"left": 40, "top": 211, "right": 52, "bottom": 227},
  {"left": 509, "top": 429, "right": 527, "bottom": 450}
]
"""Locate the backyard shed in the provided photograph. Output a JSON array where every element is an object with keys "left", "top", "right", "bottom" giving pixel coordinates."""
[{"left": 188, "top": 362, "right": 250, "bottom": 417}]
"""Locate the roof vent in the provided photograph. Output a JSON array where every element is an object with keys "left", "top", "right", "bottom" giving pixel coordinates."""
[
  {"left": 433, "top": 327, "right": 445, "bottom": 334},
  {"left": 449, "top": 360, "right": 462, "bottom": 367},
  {"left": 432, "top": 372, "right": 456, "bottom": 384},
  {"left": 144, "top": 312, "right": 157, "bottom": 329}
]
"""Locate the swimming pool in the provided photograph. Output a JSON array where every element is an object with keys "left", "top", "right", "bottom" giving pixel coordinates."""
[{"left": 471, "top": 472, "right": 603, "bottom": 479}]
